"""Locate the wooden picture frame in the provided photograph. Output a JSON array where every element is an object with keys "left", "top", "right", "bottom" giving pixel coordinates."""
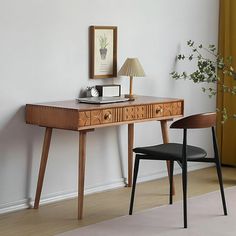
[{"left": 89, "top": 26, "right": 117, "bottom": 79}]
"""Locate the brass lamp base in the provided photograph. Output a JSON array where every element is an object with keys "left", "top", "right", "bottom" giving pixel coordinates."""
[{"left": 125, "top": 94, "right": 135, "bottom": 101}]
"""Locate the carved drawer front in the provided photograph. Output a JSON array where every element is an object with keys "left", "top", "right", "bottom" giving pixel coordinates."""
[
  {"left": 153, "top": 104, "right": 164, "bottom": 118},
  {"left": 163, "top": 103, "right": 173, "bottom": 116},
  {"left": 172, "top": 102, "right": 182, "bottom": 115},
  {"left": 79, "top": 111, "right": 91, "bottom": 127},
  {"left": 91, "top": 110, "right": 102, "bottom": 125},
  {"left": 123, "top": 107, "right": 135, "bottom": 121},
  {"left": 135, "top": 106, "right": 147, "bottom": 120},
  {"left": 102, "top": 109, "right": 113, "bottom": 124}
]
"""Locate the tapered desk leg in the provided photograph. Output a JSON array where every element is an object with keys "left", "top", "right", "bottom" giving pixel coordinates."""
[
  {"left": 128, "top": 123, "right": 134, "bottom": 187},
  {"left": 160, "top": 120, "right": 175, "bottom": 195},
  {"left": 34, "top": 127, "right": 52, "bottom": 209},
  {"left": 78, "top": 131, "right": 87, "bottom": 220}
]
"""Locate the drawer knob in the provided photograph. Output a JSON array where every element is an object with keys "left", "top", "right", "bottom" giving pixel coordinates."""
[
  {"left": 156, "top": 108, "right": 163, "bottom": 114},
  {"left": 104, "top": 113, "right": 112, "bottom": 120}
]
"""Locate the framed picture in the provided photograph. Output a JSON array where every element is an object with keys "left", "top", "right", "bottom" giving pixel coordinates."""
[{"left": 89, "top": 26, "right": 117, "bottom": 79}]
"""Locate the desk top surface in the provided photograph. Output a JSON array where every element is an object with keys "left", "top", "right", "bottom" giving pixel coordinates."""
[{"left": 27, "top": 96, "right": 183, "bottom": 111}]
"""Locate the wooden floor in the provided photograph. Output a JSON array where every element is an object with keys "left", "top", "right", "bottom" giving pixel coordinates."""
[{"left": 1, "top": 166, "right": 236, "bottom": 236}]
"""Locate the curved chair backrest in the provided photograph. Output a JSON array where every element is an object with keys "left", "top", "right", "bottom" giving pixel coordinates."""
[{"left": 170, "top": 112, "right": 216, "bottom": 129}]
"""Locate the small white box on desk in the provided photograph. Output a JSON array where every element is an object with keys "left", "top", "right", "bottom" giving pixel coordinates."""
[{"left": 96, "top": 85, "right": 121, "bottom": 97}]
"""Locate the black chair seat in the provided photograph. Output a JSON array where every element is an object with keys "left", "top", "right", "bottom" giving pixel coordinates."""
[{"left": 134, "top": 143, "right": 207, "bottom": 161}]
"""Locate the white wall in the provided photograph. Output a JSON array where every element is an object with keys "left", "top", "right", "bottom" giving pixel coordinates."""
[{"left": 0, "top": 0, "right": 219, "bottom": 213}]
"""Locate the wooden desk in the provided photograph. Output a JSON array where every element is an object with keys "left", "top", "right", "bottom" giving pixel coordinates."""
[{"left": 25, "top": 96, "right": 184, "bottom": 219}]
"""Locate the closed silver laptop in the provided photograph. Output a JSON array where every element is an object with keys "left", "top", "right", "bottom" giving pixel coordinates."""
[{"left": 77, "top": 96, "right": 129, "bottom": 104}]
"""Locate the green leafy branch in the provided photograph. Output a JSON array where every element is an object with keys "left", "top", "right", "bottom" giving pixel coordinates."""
[
  {"left": 99, "top": 34, "right": 109, "bottom": 49},
  {"left": 170, "top": 40, "right": 236, "bottom": 122}
]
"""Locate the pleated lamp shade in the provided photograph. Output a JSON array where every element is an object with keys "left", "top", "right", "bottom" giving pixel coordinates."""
[
  {"left": 118, "top": 58, "right": 145, "bottom": 101},
  {"left": 118, "top": 58, "right": 145, "bottom": 77}
]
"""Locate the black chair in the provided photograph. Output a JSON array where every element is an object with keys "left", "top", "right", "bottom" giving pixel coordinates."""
[{"left": 129, "top": 112, "right": 227, "bottom": 228}]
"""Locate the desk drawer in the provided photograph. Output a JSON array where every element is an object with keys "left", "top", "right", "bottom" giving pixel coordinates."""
[
  {"left": 90, "top": 109, "right": 114, "bottom": 125},
  {"left": 153, "top": 102, "right": 183, "bottom": 118}
]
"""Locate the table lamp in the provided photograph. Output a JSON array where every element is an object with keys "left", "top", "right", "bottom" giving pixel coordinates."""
[{"left": 118, "top": 58, "right": 145, "bottom": 101}]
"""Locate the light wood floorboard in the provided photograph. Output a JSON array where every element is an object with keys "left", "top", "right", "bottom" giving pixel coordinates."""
[{"left": 0, "top": 166, "right": 236, "bottom": 236}]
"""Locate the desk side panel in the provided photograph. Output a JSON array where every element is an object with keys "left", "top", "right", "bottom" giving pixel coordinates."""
[{"left": 25, "top": 105, "right": 79, "bottom": 130}]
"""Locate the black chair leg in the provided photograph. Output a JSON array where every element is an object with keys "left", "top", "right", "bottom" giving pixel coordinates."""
[
  {"left": 129, "top": 157, "right": 140, "bottom": 215},
  {"left": 212, "top": 127, "right": 227, "bottom": 216},
  {"left": 169, "top": 160, "right": 174, "bottom": 204},
  {"left": 182, "top": 160, "right": 187, "bottom": 228},
  {"left": 215, "top": 160, "right": 227, "bottom": 215}
]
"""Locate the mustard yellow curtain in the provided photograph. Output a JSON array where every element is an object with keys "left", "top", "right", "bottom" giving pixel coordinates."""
[{"left": 217, "top": 0, "right": 236, "bottom": 165}]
